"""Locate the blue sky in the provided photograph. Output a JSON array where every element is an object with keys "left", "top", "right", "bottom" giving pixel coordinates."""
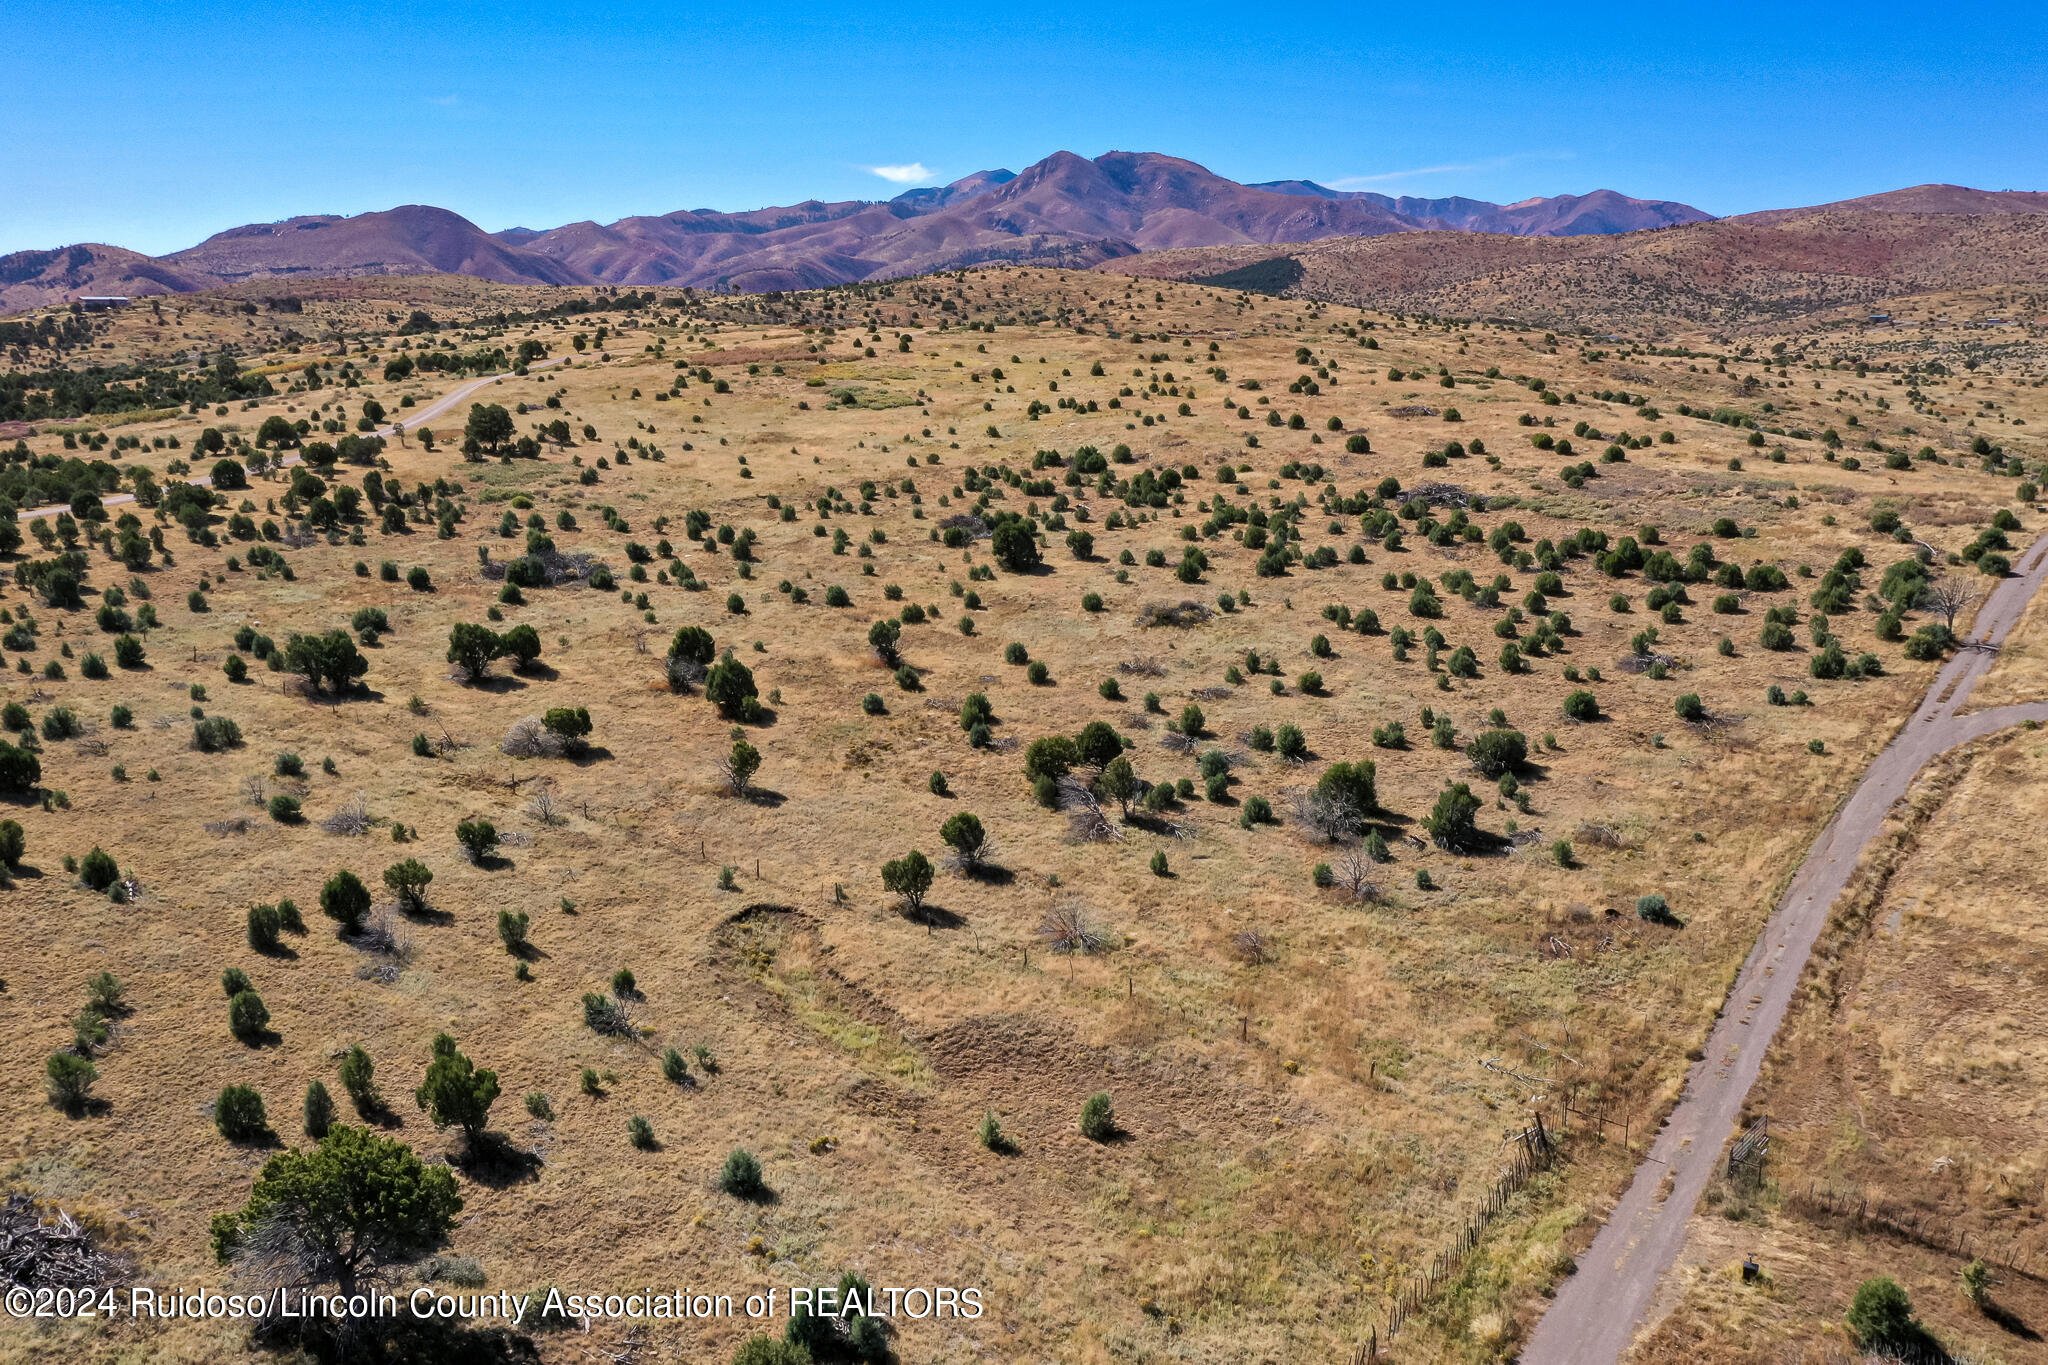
[{"left": 5, "top": 0, "right": 2046, "bottom": 256}]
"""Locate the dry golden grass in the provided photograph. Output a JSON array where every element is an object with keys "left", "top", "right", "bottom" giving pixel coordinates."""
[
  {"left": 0, "top": 267, "right": 2041, "bottom": 1363},
  {"left": 1636, "top": 727, "right": 2048, "bottom": 1364}
]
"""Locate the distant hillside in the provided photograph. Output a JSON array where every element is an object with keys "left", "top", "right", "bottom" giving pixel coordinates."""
[
  {"left": 162, "top": 205, "right": 584, "bottom": 287},
  {"left": 1247, "top": 182, "right": 1712, "bottom": 235},
  {"left": 1735, "top": 183, "right": 2048, "bottom": 224},
  {"left": 0, "top": 244, "right": 218, "bottom": 314},
  {"left": 1099, "top": 210, "right": 2048, "bottom": 331}
]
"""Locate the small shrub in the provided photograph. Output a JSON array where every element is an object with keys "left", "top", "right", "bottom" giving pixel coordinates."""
[
  {"left": 720, "top": 1147, "right": 767, "bottom": 1198},
  {"left": 192, "top": 715, "right": 242, "bottom": 752},
  {"left": 1079, "top": 1091, "right": 1116, "bottom": 1141},
  {"left": 582, "top": 993, "right": 633, "bottom": 1036},
  {"left": 85, "top": 970, "right": 123, "bottom": 1013},
  {"left": 46, "top": 1052, "right": 98, "bottom": 1111},
  {"left": 303, "top": 1080, "right": 335, "bottom": 1137},
  {"left": 214, "top": 1084, "right": 268, "bottom": 1140},
  {"left": 229, "top": 989, "right": 271, "bottom": 1042},
  {"left": 497, "top": 910, "right": 530, "bottom": 954},
  {"left": 320, "top": 869, "right": 372, "bottom": 934},
  {"left": 79, "top": 845, "right": 119, "bottom": 891},
  {"left": 247, "top": 903, "right": 282, "bottom": 952},
  {"left": 1846, "top": 1276, "right": 1916, "bottom": 1349},
  {"left": 456, "top": 819, "right": 499, "bottom": 863},
  {"left": 338, "top": 1044, "right": 379, "bottom": 1115}
]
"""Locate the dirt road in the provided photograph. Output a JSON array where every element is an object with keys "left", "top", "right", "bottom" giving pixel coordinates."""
[
  {"left": 19, "top": 355, "right": 568, "bottom": 521},
  {"left": 1520, "top": 530, "right": 2048, "bottom": 1365}
]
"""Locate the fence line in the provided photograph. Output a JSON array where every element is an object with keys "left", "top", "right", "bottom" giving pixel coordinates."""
[
  {"left": 1350, "top": 1113, "right": 1559, "bottom": 1362},
  {"left": 1792, "top": 1182, "right": 2043, "bottom": 1284}
]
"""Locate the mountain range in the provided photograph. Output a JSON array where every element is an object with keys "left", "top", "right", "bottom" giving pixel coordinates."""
[
  {"left": 1, "top": 150, "right": 2040, "bottom": 316},
  {"left": 0, "top": 151, "right": 1711, "bottom": 313}
]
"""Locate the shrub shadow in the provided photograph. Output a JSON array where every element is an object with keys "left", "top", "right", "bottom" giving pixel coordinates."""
[
  {"left": 959, "top": 862, "right": 1014, "bottom": 886},
  {"left": 905, "top": 904, "right": 966, "bottom": 930},
  {"left": 456, "top": 1133, "right": 544, "bottom": 1188},
  {"left": 1987, "top": 1301, "right": 2042, "bottom": 1342}
]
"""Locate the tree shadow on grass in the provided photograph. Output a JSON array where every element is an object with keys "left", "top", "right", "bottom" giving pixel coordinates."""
[
  {"left": 958, "top": 861, "right": 1014, "bottom": 887},
  {"left": 1986, "top": 1300, "right": 2043, "bottom": 1342},
  {"left": 464, "top": 675, "right": 529, "bottom": 695},
  {"left": 56, "top": 1096, "right": 113, "bottom": 1120},
  {"left": 455, "top": 1132, "right": 544, "bottom": 1189},
  {"left": 302, "top": 685, "right": 388, "bottom": 708},
  {"left": 905, "top": 903, "right": 966, "bottom": 931}
]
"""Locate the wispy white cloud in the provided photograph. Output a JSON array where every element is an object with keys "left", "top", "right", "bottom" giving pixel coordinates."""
[
  {"left": 1322, "top": 150, "right": 1573, "bottom": 189},
  {"left": 862, "top": 162, "right": 934, "bottom": 185},
  {"left": 427, "top": 94, "right": 460, "bottom": 107}
]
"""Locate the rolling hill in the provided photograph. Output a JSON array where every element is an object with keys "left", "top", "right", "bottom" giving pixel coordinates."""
[{"left": 1099, "top": 208, "right": 2048, "bottom": 332}]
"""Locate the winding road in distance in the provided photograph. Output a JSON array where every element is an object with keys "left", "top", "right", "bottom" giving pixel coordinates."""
[
  {"left": 1521, "top": 527, "right": 2048, "bottom": 1365},
  {"left": 18, "top": 355, "right": 569, "bottom": 522}
]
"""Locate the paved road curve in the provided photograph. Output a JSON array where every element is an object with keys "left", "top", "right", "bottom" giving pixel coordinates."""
[
  {"left": 1521, "top": 529, "right": 2048, "bottom": 1365},
  {"left": 19, "top": 356, "right": 568, "bottom": 522}
]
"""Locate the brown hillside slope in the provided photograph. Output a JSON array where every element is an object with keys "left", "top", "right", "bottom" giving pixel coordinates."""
[
  {"left": 1738, "top": 183, "right": 2048, "bottom": 223},
  {"left": 0, "top": 243, "right": 220, "bottom": 313},
  {"left": 1100, "top": 211, "right": 2048, "bottom": 330},
  {"left": 162, "top": 205, "right": 584, "bottom": 286}
]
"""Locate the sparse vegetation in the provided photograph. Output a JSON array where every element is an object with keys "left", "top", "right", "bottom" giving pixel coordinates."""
[{"left": 0, "top": 251, "right": 2035, "bottom": 1365}]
